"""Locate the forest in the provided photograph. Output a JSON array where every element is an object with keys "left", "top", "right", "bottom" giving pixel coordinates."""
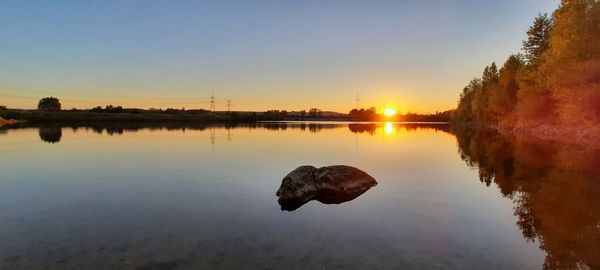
[{"left": 452, "top": 0, "right": 600, "bottom": 137}]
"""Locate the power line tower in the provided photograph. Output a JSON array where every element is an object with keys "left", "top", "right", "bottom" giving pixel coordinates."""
[
  {"left": 355, "top": 92, "right": 360, "bottom": 109},
  {"left": 210, "top": 90, "right": 215, "bottom": 111},
  {"left": 226, "top": 99, "right": 232, "bottom": 112}
]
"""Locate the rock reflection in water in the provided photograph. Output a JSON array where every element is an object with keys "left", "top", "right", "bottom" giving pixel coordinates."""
[{"left": 276, "top": 165, "right": 377, "bottom": 211}]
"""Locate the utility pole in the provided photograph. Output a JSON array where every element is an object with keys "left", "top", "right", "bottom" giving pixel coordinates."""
[
  {"left": 355, "top": 92, "right": 360, "bottom": 109},
  {"left": 227, "top": 99, "right": 232, "bottom": 112},
  {"left": 210, "top": 90, "right": 215, "bottom": 111}
]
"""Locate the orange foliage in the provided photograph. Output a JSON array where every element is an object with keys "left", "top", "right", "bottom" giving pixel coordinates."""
[{"left": 453, "top": 1, "right": 600, "bottom": 138}]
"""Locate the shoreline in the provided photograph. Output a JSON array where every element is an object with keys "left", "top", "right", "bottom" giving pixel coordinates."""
[
  {"left": 498, "top": 124, "right": 600, "bottom": 147},
  {"left": 0, "top": 109, "right": 451, "bottom": 124},
  {"left": 452, "top": 122, "right": 600, "bottom": 147},
  {"left": 0, "top": 109, "right": 346, "bottom": 123}
]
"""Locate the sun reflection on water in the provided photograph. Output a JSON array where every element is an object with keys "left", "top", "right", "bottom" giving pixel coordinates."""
[{"left": 384, "top": 122, "right": 394, "bottom": 134}]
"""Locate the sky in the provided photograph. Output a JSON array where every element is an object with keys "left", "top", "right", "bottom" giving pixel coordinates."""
[{"left": 0, "top": 0, "right": 559, "bottom": 113}]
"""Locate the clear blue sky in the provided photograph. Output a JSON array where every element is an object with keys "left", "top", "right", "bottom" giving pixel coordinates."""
[{"left": 0, "top": 0, "right": 559, "bottom": 112}]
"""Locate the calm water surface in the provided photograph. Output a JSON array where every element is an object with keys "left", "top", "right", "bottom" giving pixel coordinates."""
[{"left": 0, "top": 122, "right": 598, "bottom": 269}]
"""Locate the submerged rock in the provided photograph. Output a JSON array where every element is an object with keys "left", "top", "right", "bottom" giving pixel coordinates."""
[{"left": 276, "top": 165, "right": 377, "bottom": 211}]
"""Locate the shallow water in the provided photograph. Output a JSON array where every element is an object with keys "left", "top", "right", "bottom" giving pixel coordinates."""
[{"left": 0, "top": 122, "right": 598, "bottom": 269}]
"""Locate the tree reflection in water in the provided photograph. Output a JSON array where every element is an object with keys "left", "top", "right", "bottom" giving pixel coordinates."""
[
  {"left": 38, "top": 126, "right": 62, "bottom": 144},
  {"left": 453, "top": 126, "right": 600, "bottom": 269}
]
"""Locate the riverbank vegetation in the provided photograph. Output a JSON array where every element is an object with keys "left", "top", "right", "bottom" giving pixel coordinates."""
[{"left": 452, "top": 1, "right": 600, "bottom": 142}]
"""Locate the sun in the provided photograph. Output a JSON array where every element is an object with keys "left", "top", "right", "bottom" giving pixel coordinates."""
[{"left": 383, "top": 107, "right": 396, "bottom": 117}]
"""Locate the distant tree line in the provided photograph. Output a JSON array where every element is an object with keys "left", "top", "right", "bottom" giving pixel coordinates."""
[
  {"left": 308, "top": 108, "right": 323, "bottom": 118},
  {"left": 31, "top": 100, "right": 335, "bottom": 120},
  {"left": 348, "top": 107, "right": 377, "bottom": 121},
  {"left": 399, "top": 111, "right": 452, "bottom": 122},
  {"left": 453, "top": 1, "right": 600, "bottom": 131},
  {"left": 348, "top": 107, "right": 451, "bottom": 122},
  {"left": 87, "top": 105, "right": 210, "bottom": 115},
  {"left": 14, "top": 98, "right": 346, "bottom": 122},
  {"left": 26, "top": 98, "right": 449, "bottom": 122}
]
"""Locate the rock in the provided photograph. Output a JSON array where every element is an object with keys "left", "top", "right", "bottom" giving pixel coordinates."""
[
  {"left": 275, "top": 165, "right": 318, "bottom": 201},
  {"left": 276, "top": 165, "right": 377, "bottom": 211}
]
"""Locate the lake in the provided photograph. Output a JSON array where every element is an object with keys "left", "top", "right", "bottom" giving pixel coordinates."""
[{"left": 0, "top": 122, "right": 598, "bottom": 269}]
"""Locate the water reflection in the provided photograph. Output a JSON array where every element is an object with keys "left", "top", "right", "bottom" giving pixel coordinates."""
[
  {"left": 347, "top": 122, "right": 450, "bottom": 135},
  {"left": 384, "top": 122, "right": 394, "bottom": 134},
  {"left": 1, "top": 122, "right": 451, "bottom": 145},
  {"left": 276, "top": 165, "right": 377, "bottom": 211},
  {"left": 39, "top": 126, "right": 62, "bottom": 144},
  {"left": 453, "top": 126, "right": 600, "bottom": 269},
  {"left": 0, "top": 121, "right": 598, "bottom": 269},
  {"left": 1, "top": 122, "right": 347, "bottom": 137}
]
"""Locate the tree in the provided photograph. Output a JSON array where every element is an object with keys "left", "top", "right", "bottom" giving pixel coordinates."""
[
  {"left": 37, "top": 97, "right": 61, "bottom": 111},
  {"left": 525, "top": 0, "right": 600, "bottom": 127},
  {"left": 308, "top": 108, "right": 322, "bottom": 117},
  {"left": 522, "top": 13, "right": 553, "bottom": 67},
  {"left": 488, "top": 55, "right": 525, "bottom": 122},
  {"left": 454, "top": 79, "right": 480, "bottom": 123},
  {"left": 453, "top": 1, "right": 600, "bottom": 130},
  {"left": 0, "top": 105, "right": 6, "bottom": 110},
  {"left": 544, "top": 0, "right": 600, "bottom": 66},
  {"left": 348, "top": 107, "right": 377, "bottom": 121},
  {"left": 455, "top": 63, "right": 502, "bottom": 124},
  {"left": 481, "top": 62, "right": 499, "bottom": 85}
]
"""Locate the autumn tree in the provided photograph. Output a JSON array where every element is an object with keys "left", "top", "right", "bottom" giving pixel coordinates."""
[
  {"left": 455, "top": 79, "right": 480, "bottom": 123},
  {"left": 488, "top": 55, "right": 525, "bottom": 123},
  {"left": 453, "top": 1, "right": 600, "bottom": 129},
  {"left": 541, "top": 0, "right": 600, "bottom": 127},
  {"left": 522, "top": 13, "right": 553, "bottom": 68}
]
